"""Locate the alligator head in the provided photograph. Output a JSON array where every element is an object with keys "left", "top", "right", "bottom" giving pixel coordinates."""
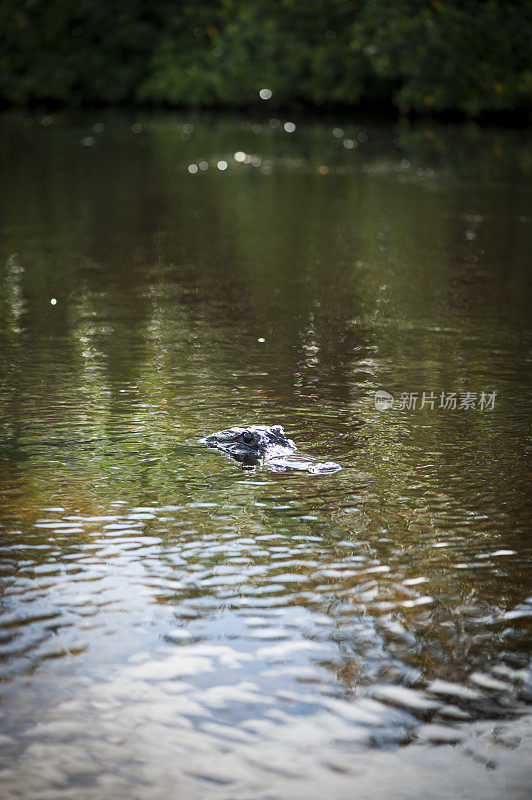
[
  {"left": 202, "top": 424, "right": 295, "bottom": 467},
  {"left": 202, "top": 425, "right": 341, "bottom": 473}
]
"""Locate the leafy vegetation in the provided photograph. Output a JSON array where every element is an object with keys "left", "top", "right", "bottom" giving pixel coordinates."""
[{"left": 1, "top": 0, "right": 530, "bottom": 116}]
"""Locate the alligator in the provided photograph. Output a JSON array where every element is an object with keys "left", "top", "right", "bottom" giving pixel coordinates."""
[{"left": 202, "top": 425, "right": 341, "bottom": 474}]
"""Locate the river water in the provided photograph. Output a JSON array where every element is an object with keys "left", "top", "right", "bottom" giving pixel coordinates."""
[{"left": 0, "top": 112, "right": 531, "bottom": 799}]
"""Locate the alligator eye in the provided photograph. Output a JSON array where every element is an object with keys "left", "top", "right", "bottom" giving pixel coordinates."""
[{"left": 242, "top": 431, "right": 254, "bottom": 444}]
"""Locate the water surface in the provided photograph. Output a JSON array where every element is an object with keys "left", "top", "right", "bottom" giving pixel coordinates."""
[{"left": 0, "top": 112, "right": 531, "bottom": 799}]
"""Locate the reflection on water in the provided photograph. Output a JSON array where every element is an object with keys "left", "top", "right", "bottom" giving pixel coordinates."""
[{"left": 0, "top": 112, "right": 531, "bottom": 798}]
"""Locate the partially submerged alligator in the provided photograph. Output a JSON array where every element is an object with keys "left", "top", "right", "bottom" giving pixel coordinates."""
[{"left": 202, "top": 424, "right": 341, "bottom": 474}]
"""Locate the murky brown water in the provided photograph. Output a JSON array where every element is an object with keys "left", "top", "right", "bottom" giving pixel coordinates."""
[{"left": 0, "top": 111, "right": 531, "bottom": 799}]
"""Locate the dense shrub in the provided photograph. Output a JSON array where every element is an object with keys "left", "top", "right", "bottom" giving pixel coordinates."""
[
  {"left": 0, "top": 0, "right": 530, "bottom": 116},
  {"left": 351, "top": 0, "right": 532, "bottom": 116},
  {"left": 0, "top": 0, "right": 166, "bottom": 105}
]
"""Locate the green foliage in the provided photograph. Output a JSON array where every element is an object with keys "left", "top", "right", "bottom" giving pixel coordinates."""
[
  {"left": 351, "top": 1, "right": 532, "bottom": 115},
  {"left": 0, "top": 0, "right": 530, "bottom": 116},
  {"left": 138, "top": 1, "right": 373, "bottom": 108},
  {"left": 0, "top": 0, "right": 166, "bottom": 105}
]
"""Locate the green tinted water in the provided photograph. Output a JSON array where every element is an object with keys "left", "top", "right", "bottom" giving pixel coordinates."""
[{"left": 0, "top": 112, "right": 531, "bottom": 799}]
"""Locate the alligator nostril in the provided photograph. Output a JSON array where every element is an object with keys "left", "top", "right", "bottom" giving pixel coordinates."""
[{"left": 242, "top": 431, "right": 254, "bottom": 444}]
